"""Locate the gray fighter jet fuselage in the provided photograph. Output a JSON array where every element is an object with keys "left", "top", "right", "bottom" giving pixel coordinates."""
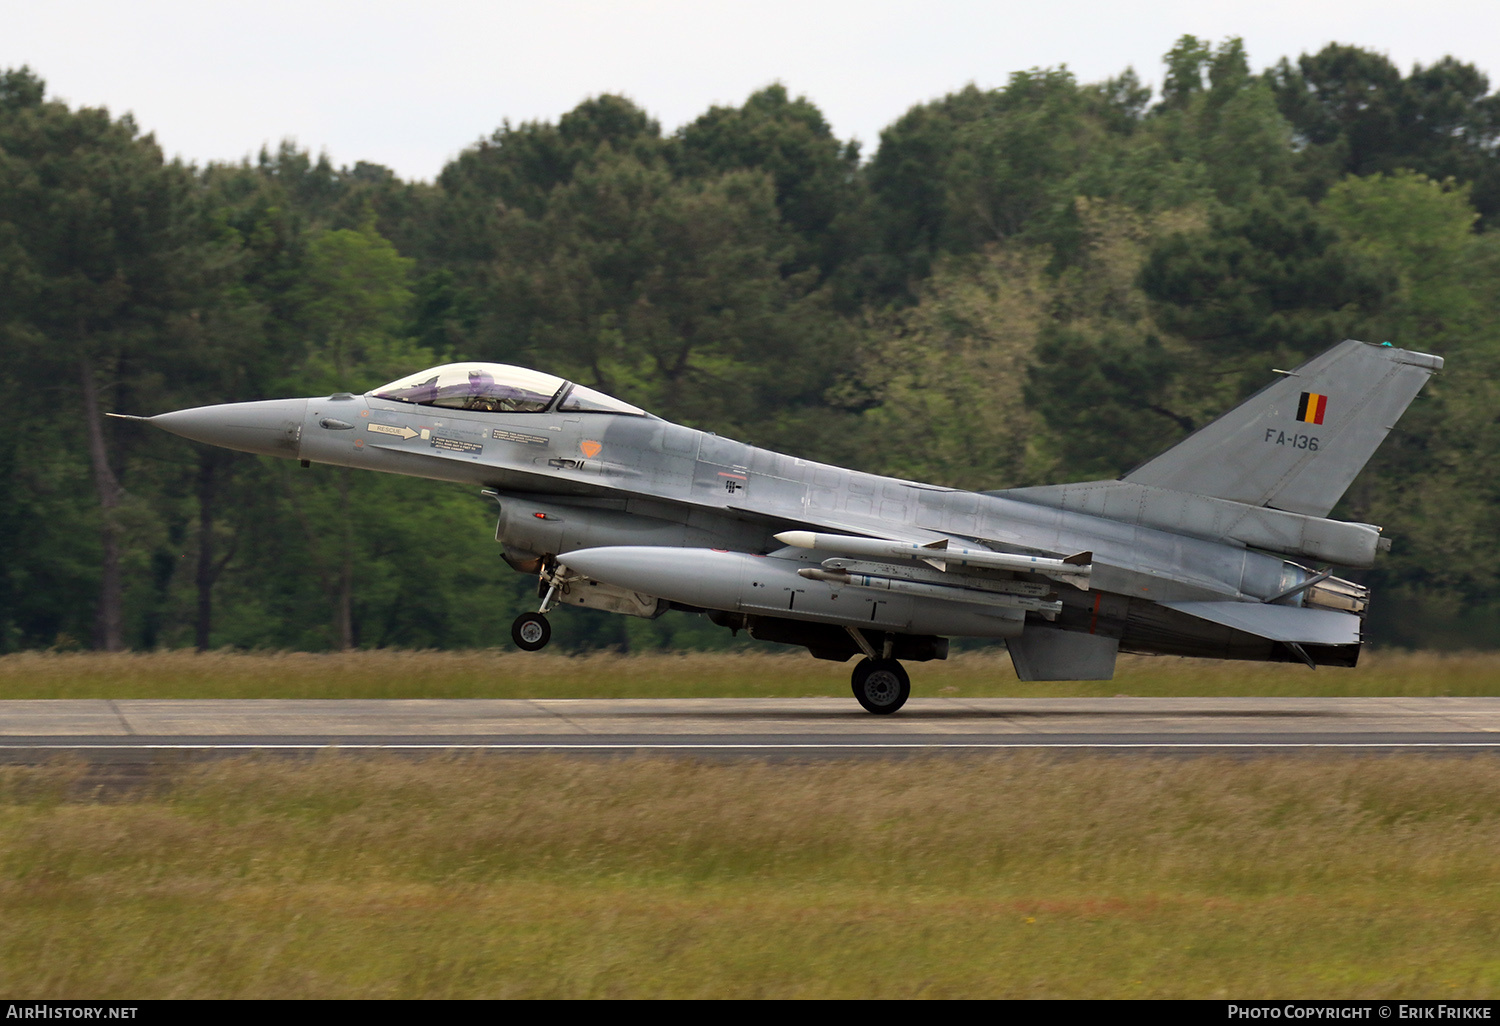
[{"left": 125, "top": 339, "right": 1443, "bottom": 713}]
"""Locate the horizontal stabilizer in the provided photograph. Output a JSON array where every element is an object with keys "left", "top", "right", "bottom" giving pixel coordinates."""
[
  {"left": 1162, "top": 602, "right": 1361, "bottom": 645},
  {"left": 994, "top": 479, "right": 1386, "bottom": 567}
]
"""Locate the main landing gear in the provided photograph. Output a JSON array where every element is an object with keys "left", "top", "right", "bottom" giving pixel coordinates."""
[
  {"left": 511, "top": 581, "right": 918, "bottom": 715},
  {"left": 845, "top": 627, "right": 911, "bottom": 714},
  {"left": 851, "top": 658, "right": 911, "bottom": 714}
]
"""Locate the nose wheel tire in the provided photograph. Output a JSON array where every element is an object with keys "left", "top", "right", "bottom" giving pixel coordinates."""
[
  {"left": 511, "top": 612, "right": 552, "bottom": 651},
  {"left": 851, "top": 658, "right": 910, "bottom": 714}
]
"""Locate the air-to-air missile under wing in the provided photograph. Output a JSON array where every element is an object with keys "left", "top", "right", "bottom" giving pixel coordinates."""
[{"left": 118, "top": 339, "right": 1442, "bottom": 714}]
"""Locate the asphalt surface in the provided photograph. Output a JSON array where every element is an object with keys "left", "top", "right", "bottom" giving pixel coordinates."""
[{"left": 4, "top": 697, "right": 1500, "bottom": 761}]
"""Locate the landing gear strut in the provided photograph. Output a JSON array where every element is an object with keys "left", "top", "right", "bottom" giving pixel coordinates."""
[
  {"left": 512, "top": 561, "right": 572, "bottom": 652},
  {"left": 850, "top": 657, "right": 910, "bottom": 714}
]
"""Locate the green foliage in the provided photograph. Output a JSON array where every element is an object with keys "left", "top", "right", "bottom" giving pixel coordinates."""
[
  {"left": 1267, "top": 45, "right": 1500, "bottom": 224},
  {"left": 1321, "top": 171, "right": 1481, "bottom": 340},
  {"left": 1028, "top": 328, "right": 1184, "bottom": 479},
  {"left": 1149, "top": 38, "right": 1294, "bottom": 205},
  {"left": 0, "top": 67, "right": 212, "bottom": 650},
  {"left": 294, "top": 215, "right": 430, "bottom": 392},
  {"left": 484, "top": 150, "right": 850, "bottom": 440},
  {"left": 673, "top": 84, "right": 861, "bottom": 281},
  {"left": 8, "top": 753, "right": 1500, "bottom": 997},
  {"left": 1141, "top": 192, "right": 1390, "bottom": 358},
  {"left": 849, "top": 246, "right": 1048, "bottom": 488},
  {"left": 1315, "top": 172, "right": 1500, "bottom": 643},
  {"left": 3, "top": 35, "right": 1500, "bottom": 653},
  {"left": 866, "top": 70, "right": 1132, "bottom": 290}
]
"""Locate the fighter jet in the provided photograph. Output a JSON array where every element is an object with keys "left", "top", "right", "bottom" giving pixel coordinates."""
[{"left": 119, "top": 339, "right": 1441, "bottom": 713}]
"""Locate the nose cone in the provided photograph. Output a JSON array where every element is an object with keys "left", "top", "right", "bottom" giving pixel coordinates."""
[{"left": 150, "top": 398, "right": 309, "bottom": 458}]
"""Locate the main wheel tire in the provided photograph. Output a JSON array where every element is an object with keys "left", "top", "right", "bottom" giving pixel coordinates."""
[
  {"left": 851, "top": 657, "right": 910, "bottom": 714},
  {"left": 511, "top": 612, "right": 552, "bottom": 651}
]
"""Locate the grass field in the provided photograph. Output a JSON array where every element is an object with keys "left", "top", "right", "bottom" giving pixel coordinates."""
[
  {"left": 3, "top": 752, "right": 1500, "bottom": 998},
  {"left": 1, "top": 647, "right": 1499, "bottom": 699},
  {"left": 4, "top": 649, "right": 1498, "bottom": 997}
]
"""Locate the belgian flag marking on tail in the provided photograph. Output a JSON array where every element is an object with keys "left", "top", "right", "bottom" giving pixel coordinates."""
[{"left": 1296, "top": 392, "right": 1328, "bottom": 425}]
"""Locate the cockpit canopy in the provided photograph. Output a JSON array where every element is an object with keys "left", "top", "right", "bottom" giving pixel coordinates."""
[{"left": 368, "top": 363, "right": 647, "bottom": 417}]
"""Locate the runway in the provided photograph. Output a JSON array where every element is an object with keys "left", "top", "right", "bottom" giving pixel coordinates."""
[{"left": 3, "top": 697, "right": 1500, "bottom": 761}]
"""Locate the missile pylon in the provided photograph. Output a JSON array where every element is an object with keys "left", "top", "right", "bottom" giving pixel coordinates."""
[{"left": 796, "top": 567, "right": 1062, "bottom": 614}]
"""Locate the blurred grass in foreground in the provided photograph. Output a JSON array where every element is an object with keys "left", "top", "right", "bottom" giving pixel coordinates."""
[
  {"left": 2, "top": 752, "right": 1499, "bottom": 998},
  {"left": 0, "top": 648, "right": 1496, "bottom": 699}
]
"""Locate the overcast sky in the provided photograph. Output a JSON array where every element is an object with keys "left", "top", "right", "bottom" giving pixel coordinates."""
[{"left": 3, "top": 1, "right": 1497, "bottom": 182}]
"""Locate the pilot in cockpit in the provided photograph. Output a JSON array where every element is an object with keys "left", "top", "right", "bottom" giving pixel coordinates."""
[{"left": 463, "top": 369, "right": 500, "bottom": 411}]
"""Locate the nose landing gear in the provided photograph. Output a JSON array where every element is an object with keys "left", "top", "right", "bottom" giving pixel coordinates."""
[
  {"left": 511, "top": 612, "right": 552, "bottom": 651},
  {"left": 511, "top": 562, "right": 572, "bottom": 652}
]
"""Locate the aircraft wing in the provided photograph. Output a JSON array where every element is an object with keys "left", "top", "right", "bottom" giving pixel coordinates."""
[
  {"left": 482, "top": 472, "right": 968, "bottom": 549},
  {"left": 1161, "top": 602, "right": 1361, "bottom": 645}
]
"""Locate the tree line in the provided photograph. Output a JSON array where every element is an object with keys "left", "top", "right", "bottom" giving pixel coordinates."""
[{"left": 2, "top": 36, "right": 1498, "bottom": 654}]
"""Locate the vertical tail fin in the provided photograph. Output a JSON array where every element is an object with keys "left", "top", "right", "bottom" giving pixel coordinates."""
[{"left": 1123, "top": 340, "right": 1442, "bottom": 516}]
